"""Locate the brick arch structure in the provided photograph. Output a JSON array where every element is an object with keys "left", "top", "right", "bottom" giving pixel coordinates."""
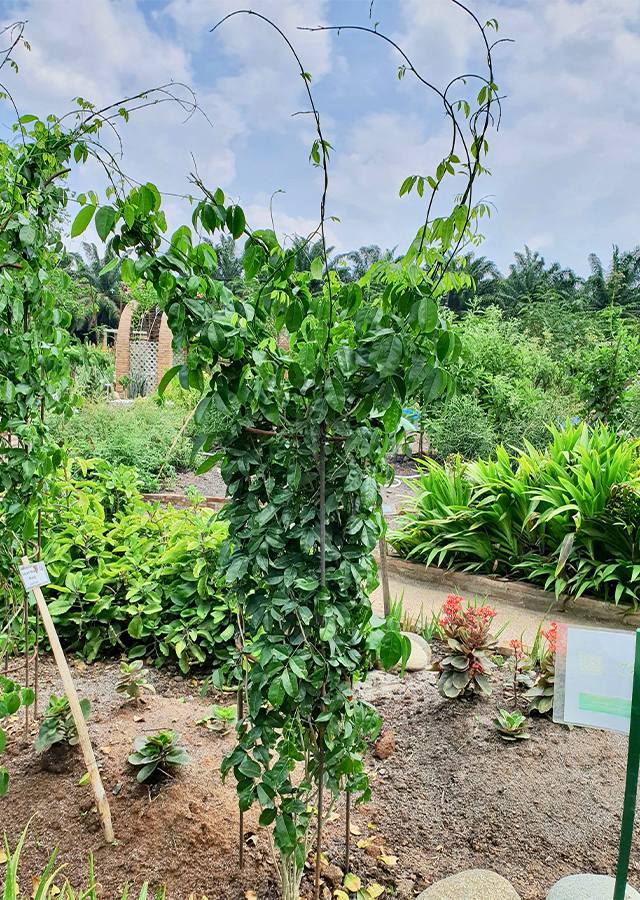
[{"left": 114, "top": 301, "right": 177, "bottom": 397}]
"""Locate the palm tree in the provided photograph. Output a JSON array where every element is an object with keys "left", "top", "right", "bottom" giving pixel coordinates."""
[
  {"left": 497, "top": 246, "right": 580, "bottom": 314},
  {"left": 332, "top": 244, "right": 398, "bottom": 283},
  {"left": 441, "top": 253, "right": 501, "bottom": 314},
  {"left": 61, "top": 242, "right": 122, "bottom": 340},
  {"left": 204, "top": 234, "right": 246, "bottom": 294},
  {"left": 584, "top": 246, "right": 640, "bottom": 310}
]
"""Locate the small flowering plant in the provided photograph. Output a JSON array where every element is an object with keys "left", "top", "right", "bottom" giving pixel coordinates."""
[
  {"left": 526, "top": 623, "right": 556, "bottom": 716},
  {"left": 431, "top": 595, "right": 499, "bottom": 698},
  {"left": 505, "top": 638, "right": 535, "bottom": 709}
]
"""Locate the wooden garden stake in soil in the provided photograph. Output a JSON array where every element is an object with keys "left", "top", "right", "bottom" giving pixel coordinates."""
[
  {"left": 237, "top": 683, "right": 244, "bottom": 869},
  {"left": 20, "top": 555, "right": 115, "bottom": 843},
  {"left": 378, "top": 534, "right": 391, "bottom": 619}
]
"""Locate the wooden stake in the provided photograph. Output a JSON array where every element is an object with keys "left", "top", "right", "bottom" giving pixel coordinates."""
[
  {"left": 345, "top": 792, "right": 351, "bottom": 873},
  {"left": 20, "top": 556, "right": 114, "bottom": 843},
  {"left": 237, "top": 683, "right": 244, "bottom": 869},
  {"left": 379, "top": 533, "right": 391, "bottom": 619}
]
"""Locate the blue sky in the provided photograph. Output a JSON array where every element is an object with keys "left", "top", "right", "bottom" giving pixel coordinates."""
[{"left": 0, "top": 0, "right": 639, "bottom": 278}]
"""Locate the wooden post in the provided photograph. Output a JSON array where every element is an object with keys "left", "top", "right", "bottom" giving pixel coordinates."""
[
  {"left": 20, "top": 556, "right": 114, "bottom": 843},
  {"left": 379, "top": 534, "right": 391, "bottom": 619}
]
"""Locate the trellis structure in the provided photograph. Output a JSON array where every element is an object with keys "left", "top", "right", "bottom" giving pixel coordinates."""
[{"left": 114, "top": 301, "right": 177, "bottom": 397}]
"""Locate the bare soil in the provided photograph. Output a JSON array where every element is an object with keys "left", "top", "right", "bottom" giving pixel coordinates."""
[{"left": 2, "top": 652, "right": 638, "bottom": 900}]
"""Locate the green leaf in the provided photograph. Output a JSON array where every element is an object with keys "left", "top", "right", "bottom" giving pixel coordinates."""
[
  {"left": 285, "top": 300, "right": 303, "bottom": 333},
  {"left": 268, "top": 678, "right": 285, "bottom": 709},
  {"left": 360, "top": 476, "right": 377, "bottom": 508},
  {"left": 121, "top": 257, "right": 136, "bottom": 285},
  {"left": 230, "top": 206, "right": 246, "bottom": 240},
  {"left": 378, "top": 334, "right": 403, "bottom": 378},
  {"left": 128, "top": 616, "right": 143, "bottom": 639},
  {"left": 325, "top": 376, "right": 345, "bottom": 413},
  {"left": 71, "top": 205, "right": 96, "bottom": 238},
  {"left": 310, "top": 257, "right": 323, "bottom": 280},
  {"left": 98, "top": 256, "right": 119, "bottom": 276},
  {"left": 157, "top": 364, "right": 181, "bottom": 396},
  {"left": 423, "top": 368, "right": 445, "bottom": 402},
  {"left": 95, "top": 206, "right": 116, "bottom": 242},
  {"left": 288, "top": 362, "right": 304, "bottom": 390}
]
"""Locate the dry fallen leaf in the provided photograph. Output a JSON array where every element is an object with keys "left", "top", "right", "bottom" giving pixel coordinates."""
[
  {"left": 0, "top": 848, "right": 7, "bottom": 864},
  {"left": 343, "top": 873, "right": 361, "bottom": 892},
  {"left": 348, "top": 823, "right": 362, "bottom": 836},
  {"left": 366, "top": 885, "right": 385, "bottom": 900},
  {"left": 333, "top": 892, "right": 349, "bottom": 900},
  {"left": 325, "top": 812, "right": 339, "bottom": 825},
  {"left": 377, "top": 855, "right": 398, "bottom": 867},
  {"left": 243, "top": 831, "right": 259, "bottom": 847},
  {"left": 133, "top": 716, "right": 145, "bottom": 722},
  {"left": 245, "top": 891, "right": 257, "bottom": 900},
  {"left": 98, "top": 746, "right": 111, "bottom": 754},
  {"left": 31, "top": 875, "right": 41, "bottom": 898},
  {"left": 357, "top": 838, "right": 373, "bottom": 849},
  {"left": 50, "top": 887, "right": 61, "bottom": 897}
]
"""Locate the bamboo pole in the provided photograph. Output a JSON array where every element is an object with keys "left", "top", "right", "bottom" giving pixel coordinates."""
[{"left": 20, "top": 556, "right": 114, "bottom": 843}]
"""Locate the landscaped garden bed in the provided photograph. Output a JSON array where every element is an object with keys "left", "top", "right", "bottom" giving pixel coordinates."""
[{"left": 1, "top": 651, "right": 637, "bottom": 900}]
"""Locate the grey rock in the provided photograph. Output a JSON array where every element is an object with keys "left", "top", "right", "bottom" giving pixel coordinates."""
[
  {"left": 401, "top": 631, "right": 433, "bottom": 662},
  {"left": 416, "top": 869, "right": 521, "bottom": 900},
  {"left": 399, "top": 633, "right": 430, "bottom": 671},
  {"left": 546, "top": 874, "right": 640, "bottom": 900}
]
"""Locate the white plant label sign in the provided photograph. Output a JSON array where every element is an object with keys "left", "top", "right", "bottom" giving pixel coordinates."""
[
  {"left": 555, "top": 623, "right": 636, "bottom": 734},
  {"left": 18, "top": 561, "right": 50, "bottom": 591}
]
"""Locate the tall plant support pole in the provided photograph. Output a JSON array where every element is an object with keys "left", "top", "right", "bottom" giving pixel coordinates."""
[
  {"left": 237, "top": 681, "right": 244, "bottom": 869},
  {"left": 345, "top": 792, "right": 351, "bottom": 873},
  {"left": 379, "top": 533, "right": 391, "bottom": 619},
  {"left": 614, "top": 628, "right": 640, "bottom": 900},
  {"left": 22, "top": 583, "right": 29, "bottom": 740},
  {"left": 314, "top": 429, "right": 326, "bottom": 900},
  {"left": 20, "top": 555, "right": 114, "bottom": 843}
]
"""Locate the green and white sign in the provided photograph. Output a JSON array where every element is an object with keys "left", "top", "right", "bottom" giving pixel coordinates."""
[
  {"left": 554, "top": 624, "right": 635, "bottom": 734},
  {"left": 554, "top": 624, "right": 640, "bottom": 900}
]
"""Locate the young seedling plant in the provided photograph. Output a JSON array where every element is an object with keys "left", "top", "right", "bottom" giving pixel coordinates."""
[
  {"left": 197, "top": 704, "right": 237, "bottom": 735},
  {"left": 34, "top": 695, "right": 90, "bottom": 754},
  {"left": 493, "top": 709, "right": 530, "bottom": 742},
  {"left": 116, "top": 660, "right": 156, "bottom": 702},
  {"left": 128, "top": 730, "right": 190, "bottom": 782}
]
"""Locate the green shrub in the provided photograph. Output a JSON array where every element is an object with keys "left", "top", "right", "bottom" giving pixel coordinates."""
[
  {"left": 34, "top": 458, "right": 236, "bottom": 673},
  {"left": 51, "top": 400, "right": 196, "bottom": 491},
  {"left": 391, "top": 422, "right": 640, "bottom": 606},
  {"left": 427, "top": 395, "right": 496, "bottom": 461}
]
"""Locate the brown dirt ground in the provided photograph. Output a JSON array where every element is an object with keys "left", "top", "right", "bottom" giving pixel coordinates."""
[{"left": 2, "top": 650, "right": 639, "bottom": 900}]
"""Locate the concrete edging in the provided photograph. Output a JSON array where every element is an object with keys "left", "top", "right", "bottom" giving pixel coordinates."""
[{"left": 380, "top": 553, "right": 640, "bottom": 628}]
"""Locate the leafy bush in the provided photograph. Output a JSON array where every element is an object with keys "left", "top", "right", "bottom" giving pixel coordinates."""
[
  {"left": 391, "top": 422, "right": 640, "bottom": 606},
  {"left": 117, "top": 660, "right": 156, "bottom": 701},
  {"left": 1, "top": 676, "right": 34, "bottom": 795},
  {"left": 427, "top": 395, "right": 496, "bottom": 461},
  {"left": 66, "top": 342, "right": 114, "bottom": 399},
  {"left": 51, "top": 400, "right": 196, "bottom": 491},
  {"left": 33, "top": 458, "right": 236, "bottom": 673}
]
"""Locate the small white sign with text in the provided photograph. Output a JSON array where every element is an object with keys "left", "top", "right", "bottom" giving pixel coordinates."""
[
  {"left": 18, "top": 561, "right": 50, "bottom": 591},
  {"left": 555, "top": 623, "right": 636, "bottom": 734}
]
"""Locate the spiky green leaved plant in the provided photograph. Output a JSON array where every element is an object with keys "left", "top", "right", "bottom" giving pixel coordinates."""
[
  {"left": 526, "top": 623, "right": 556, "bottom": 715},
  {"left": 493, "top": 708, "right": 530, "bottom": 742},
  {"left": 128, "top": 730, "right": 190, "bottom": 782}
]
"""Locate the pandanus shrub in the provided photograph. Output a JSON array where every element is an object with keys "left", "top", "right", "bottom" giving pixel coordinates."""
[{"left": 432, "top": 596, "right": 498, "bottom": 698}]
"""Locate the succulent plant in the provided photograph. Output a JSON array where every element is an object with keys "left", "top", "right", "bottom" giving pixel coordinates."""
[{"left": 493, "top": 708, "right": 530, "bottom": 742}]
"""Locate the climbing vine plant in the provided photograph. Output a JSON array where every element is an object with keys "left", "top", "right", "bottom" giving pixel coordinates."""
[
  {"left": 66, "top": 7, "right": 502, "bottom": 897},
  {"left": 0, "top": 4, "right": 500, "bottom": 896}
]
